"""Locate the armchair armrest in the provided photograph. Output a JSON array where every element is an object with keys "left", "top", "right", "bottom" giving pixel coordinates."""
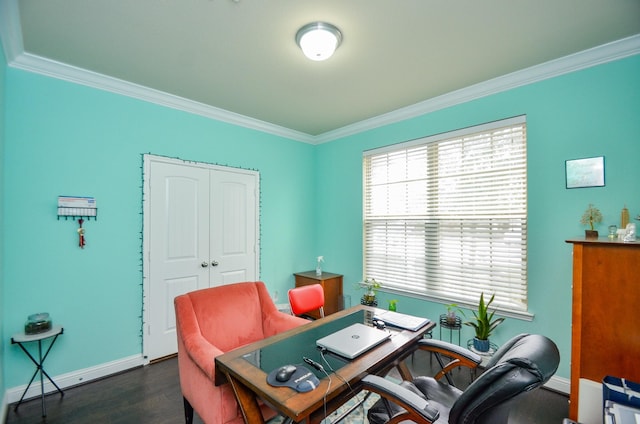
[
  {"left": 263, "top": 311, "right": 309, "bottom": 337},
  {"left": 362, "top": 375, "right": 440, "bottom": 424},
  {"left": 256, "top": 280, "right": 309, "bottom": 337},
  {"left": 182, "top": 331, "right": 224, "bottom": 380}
]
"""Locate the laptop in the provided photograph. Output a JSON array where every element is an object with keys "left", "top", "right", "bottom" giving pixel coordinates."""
[
  {"left": 373, "top": 310, "right": 431, "bottom": 331},
  {"left": 316, "top": 323, "right": 391, "bottom": 359}
]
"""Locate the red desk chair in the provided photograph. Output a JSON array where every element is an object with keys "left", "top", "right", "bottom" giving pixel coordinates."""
[{"left": 288, "top": 284, "right": 325, "bottom": 319}]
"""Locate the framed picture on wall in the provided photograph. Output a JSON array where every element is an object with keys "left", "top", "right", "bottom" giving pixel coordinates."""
[{"left": 565, "top": 156, "right": 605, "bottom": 189}]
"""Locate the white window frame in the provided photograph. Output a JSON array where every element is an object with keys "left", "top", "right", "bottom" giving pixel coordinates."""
[{"left": 363, "top": 116, "right": 530, "bottom": 318}]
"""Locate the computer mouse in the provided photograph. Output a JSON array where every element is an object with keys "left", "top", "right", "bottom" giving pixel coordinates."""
[{"left": 275, "top": 365, "right": 297, "bottom": 382}]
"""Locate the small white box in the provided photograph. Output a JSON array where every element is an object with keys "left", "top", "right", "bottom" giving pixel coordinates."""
[{"left": 58, "top": 196, "right": 96, "bottom": 208}]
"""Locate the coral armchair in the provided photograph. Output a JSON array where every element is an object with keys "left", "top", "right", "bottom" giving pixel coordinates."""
[{"left": 174, "top": 281, "right": 308, "bottom": 424}]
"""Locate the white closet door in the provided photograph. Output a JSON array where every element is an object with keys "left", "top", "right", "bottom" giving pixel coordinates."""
[
  {"left": 144, "top": 156, "right": 258, "bottom": 360},
  {"left": 209, "top": 169, "right": 258, "bottom": 286}
]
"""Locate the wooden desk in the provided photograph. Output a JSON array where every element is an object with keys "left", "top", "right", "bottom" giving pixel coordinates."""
[{"left": 215, "top": 306, "right": 434, "bottom": 424}]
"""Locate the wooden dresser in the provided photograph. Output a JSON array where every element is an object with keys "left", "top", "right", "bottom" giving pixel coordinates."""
[
  {"left": 566, "top": 238, "right": 640, "bottom": 420},
  {"left": 293, "top": 271, "right": 344, "bottom": 319}
]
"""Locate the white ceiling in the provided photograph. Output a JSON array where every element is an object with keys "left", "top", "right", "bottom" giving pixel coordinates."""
[{"left": 2, "top": 0, "right": 640, "bottom": 141}]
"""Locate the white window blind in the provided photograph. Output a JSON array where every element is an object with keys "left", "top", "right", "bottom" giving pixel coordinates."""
[{"left": 363, "top": 117, "right": 528, "bottom": 313}]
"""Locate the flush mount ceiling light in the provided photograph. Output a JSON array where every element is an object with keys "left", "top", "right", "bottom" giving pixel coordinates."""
[{"left": 295, "top": 22, "right": 342, "bottom": 61}]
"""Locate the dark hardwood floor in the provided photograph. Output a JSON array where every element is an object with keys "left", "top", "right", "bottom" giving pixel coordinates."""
[
  {"left": 4, "top": 350, "right": 569, "bottom": 423},
  {"left": 4, "top": 356, "right": 200, "bottom": 424}
]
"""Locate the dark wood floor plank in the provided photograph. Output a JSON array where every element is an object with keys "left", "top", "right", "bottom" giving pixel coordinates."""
[
  {"left": 5, "top": 357, "right": 203, "bottom": 424},
  {"left": 5, "top": 351, "right": 568, "bottom": 423}
]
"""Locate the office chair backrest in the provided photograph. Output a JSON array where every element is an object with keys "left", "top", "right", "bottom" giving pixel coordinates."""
[
  {"left": 288, "top": 284, "right": 325, "bottom": 318},
  {"left": 449, "top": 333, "right": 560, "bottom": 424}
]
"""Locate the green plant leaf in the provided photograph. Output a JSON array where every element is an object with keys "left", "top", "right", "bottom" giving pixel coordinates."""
[{"left": 464, "top": 292, "right": 504, "bottom": 340}]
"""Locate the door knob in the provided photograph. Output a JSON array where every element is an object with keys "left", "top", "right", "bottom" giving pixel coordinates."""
[
  {"left": 211, "top": 261, "right": 219, "bottom": 267},
  {"left": 201, "top": 262, "right": 209, "bottom": 268}
]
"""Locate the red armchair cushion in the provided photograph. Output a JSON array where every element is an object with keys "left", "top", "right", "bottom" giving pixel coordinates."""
[{"left": 175, "top": 281, "right": 308, "bottom": 424}]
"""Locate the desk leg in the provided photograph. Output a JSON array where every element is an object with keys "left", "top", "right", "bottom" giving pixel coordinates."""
[{"left": 226, "top": 373, "right": 266, "bottom": 424}]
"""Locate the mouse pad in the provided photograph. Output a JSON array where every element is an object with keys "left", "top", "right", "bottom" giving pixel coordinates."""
[{"left": 266, "top": 364, "right": 320, "bottom": 392}]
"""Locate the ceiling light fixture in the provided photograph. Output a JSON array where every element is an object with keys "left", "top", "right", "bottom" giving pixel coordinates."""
[{"left": 295, "top": 22, "right": 342, "bottom": 61}]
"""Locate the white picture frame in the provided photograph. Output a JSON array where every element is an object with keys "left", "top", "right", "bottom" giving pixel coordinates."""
[{"left": 565, "top": 156, "right": 605, "bottom": 189}]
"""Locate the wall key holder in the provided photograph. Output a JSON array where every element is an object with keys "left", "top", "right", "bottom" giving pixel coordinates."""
[
  {"left": 57, "top": 196, "right": 97, "bottom": 249},
  {"left": 57, "top": 196, "right": 97, "bottom": 220}
]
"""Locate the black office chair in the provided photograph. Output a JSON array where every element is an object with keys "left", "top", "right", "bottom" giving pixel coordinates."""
[{"left": 363, "top": 333, "right": 560, "bottom": 424}]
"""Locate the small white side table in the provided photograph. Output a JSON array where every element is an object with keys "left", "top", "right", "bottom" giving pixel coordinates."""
[{"left": 11, "top": 325, "right": 64, "bottom": 417}]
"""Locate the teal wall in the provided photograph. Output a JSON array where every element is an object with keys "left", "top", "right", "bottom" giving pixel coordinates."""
[
  {"left": 1, "top": 69, "right": 317, "bottom": 389},
  {"left": 0, "top": 36, "right": 7, "bottom": 404},
  {"left": 1, "top": 47, "right": 639, "bottom": 395},
  {"left": 316, "top": 54, "right": 640, "bottom": 379}
]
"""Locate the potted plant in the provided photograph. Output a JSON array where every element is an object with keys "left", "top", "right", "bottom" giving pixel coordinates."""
[
  {"left": 388, "top": 299, "right": 398, "bottom": 312},
  {"left": 463, "top": 292, "right": 504, "bottom": 353},
  {"left": 358, "top": 278, "right": 381, "bottom": 306},
  {"left": 444, "top": 303, "right": 461, "bottom": 325},
  {"left": 580, "top": 204, "right": 603, "bottom": 239}
]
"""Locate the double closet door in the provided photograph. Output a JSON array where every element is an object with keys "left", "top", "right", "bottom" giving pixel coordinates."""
[{"left": 144, "top": 155, "right": 259, "bottom": 360}]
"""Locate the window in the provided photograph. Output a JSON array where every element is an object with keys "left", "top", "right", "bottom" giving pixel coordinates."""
[{"left": 363, "top": 116, "right": 528, "bottom": 314}]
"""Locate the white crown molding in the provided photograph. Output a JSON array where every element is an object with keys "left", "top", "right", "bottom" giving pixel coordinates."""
[
  {"left": 0, "top": 0, "right": 316, "bottom": 143},
  {"left": 317, "top": 34, "right": 640, "bottom": 144},
  {"left": 8, "top": 52, "right": 317, "bottom": 144},
  {"left": 2, "top": 0, "right": 638, "bottom": 145}
]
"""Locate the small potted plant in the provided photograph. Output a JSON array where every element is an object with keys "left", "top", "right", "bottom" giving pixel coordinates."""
[
  {"left": 358, "top": 278, "right": 381, "bottom": 306},
  {"left": 463, "top": 292, "right": 505, "bottom": 353},
  {"left": 388, "top": 299, "right": 398, "bottom": 312},
  {"left": 445, "top": 303, "right": 460, "bottom": 325},
  {"left": 580, "top": 204, "right": 603, "bottom": 239}
]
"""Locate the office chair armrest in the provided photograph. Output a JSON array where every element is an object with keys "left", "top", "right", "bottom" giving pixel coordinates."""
[
  {"left": 418, "top": 339, "right": 482, "bottom": 364},
  {"left": 362, "top": 375, "right": 440, "bottom": 424},
  {"left": 416, "top": 339, "right": 482, "bottom": 382}
]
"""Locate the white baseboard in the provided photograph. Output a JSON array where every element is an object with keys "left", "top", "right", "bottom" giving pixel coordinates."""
[
  {"left": 4, "top": 354, "right": 145, "bottom": 405},
  {"left": 545, "top": 375, "right": 570, "bottom": 395}
]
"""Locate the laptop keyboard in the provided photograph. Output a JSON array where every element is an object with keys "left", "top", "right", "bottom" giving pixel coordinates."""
[{"left": 374, "top": 310, "right": 430, "bottom": 331}]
